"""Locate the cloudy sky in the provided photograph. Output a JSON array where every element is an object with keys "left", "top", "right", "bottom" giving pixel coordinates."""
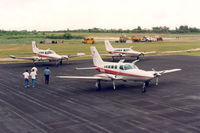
[{"left": 0, "top": 0, "right": 199, "bottom": 31}]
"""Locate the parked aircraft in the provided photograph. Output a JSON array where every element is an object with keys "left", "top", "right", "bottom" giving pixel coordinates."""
[
  {"left": 57, "top": 46, "right": 181, "bottom": 92},
  {"left": 105, "top": 40, "right": 155, "bottom": 60},
  {"left": 10, "top": 41, "right": 84, "bottom": 65}
]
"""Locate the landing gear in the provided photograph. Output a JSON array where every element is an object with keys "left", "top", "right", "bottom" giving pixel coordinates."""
[
  {"left": 112, "top": 80, "right": 116, "bottom": 90},
  {"left": 95, "top": 80, "right": 101, "bottom": 90},
  {"left": 156, "top": 77, "right": 159, "bottom": 86},
  {"left": 112, "top": 57, "right": 115, "bottom": 61},
  {"left": 142, "top": 81, "right": 149, "bottom": 93},
  {"left": 60, "top": 60, "right": 63, "bottom": 65},
  {"left": 136, "top": 56, "right": 139, "bottom": 60}
]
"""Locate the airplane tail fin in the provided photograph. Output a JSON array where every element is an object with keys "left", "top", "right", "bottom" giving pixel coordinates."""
[
  {"left": 105, "top": 40, "right": 114, "bottom": 51},
  {"left": 32, "top": 41, "right": 39, "bottom": 53},
  {"left": 90, "top": 47, "right": 104, "bottom": 66}
]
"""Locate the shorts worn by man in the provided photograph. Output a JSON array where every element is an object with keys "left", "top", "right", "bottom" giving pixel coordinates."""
[
  {"left": 23, "top": 70, "right": 29, "bottom": 88},
  {"left": 44, "top": 67, "right": 51, "bottom": 84}
]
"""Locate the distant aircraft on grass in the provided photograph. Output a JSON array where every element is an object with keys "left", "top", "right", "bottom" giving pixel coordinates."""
[
  {"left": 57, "top": 46, "right": 181, "bottom": 93},
  {"left": 10, "top": 41, "right": 85, "bottom": 66},
  {"left": 104, "top": 40, "right": 156, "bottom": 60}
]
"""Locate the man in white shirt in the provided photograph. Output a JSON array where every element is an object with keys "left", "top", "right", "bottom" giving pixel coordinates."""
[
  {"left": 31, "top": 66, "right": 38, "bottom": 74},
  {"left": 23, "top": 70, "right": 29, "bottom": 88},
  {"left": 30, "top": 69, "right": 37, "bottom": 87}
]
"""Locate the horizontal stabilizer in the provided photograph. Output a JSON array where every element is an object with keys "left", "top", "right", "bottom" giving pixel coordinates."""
[{"left": 10, "top": 55, "right": 16, "bottom": 59}]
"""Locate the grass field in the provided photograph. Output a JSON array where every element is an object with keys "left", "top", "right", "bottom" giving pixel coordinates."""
[{"left": 0, "top": 33, "right": 200, "bottom": 63}]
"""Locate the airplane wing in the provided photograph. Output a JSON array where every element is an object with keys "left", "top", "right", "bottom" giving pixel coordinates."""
[
  {"left": 142, "top": 51, "right": 156, "bottom": 55},
  {"left": 149, "top": 68, "right": 182, "bottom": 76},
  {"left": 158, "top": 68, "right": 182, "bottom": 74},
  {"left": 101, "top": 54, "right": 122, "bottom": 57},
  {"left": 76, "top": 67, "right": 98, "bottom": 70},
  {"left": 57, "top": 74, "right": 124, "bottom": 81},
  {"left": 10, "top": 55, "right": 37, "bottom": 61},
  {"left": 10, "top": 55, "right": 56, "bottom": 61},
  {"left": 68, "top": 53, "right": 86, "bottom": 58}
]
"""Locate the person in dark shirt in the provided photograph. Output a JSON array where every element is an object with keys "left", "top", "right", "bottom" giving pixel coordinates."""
[{"left": 44, "top": 67, "right": 51, "bottom": 84}]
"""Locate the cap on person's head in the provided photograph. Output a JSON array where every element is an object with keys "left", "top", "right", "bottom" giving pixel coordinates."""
[
  {"left": 46, "top": 67, "right": 49, "bottom": 69},
  {"left": 26, "top": 70, "right": 28, "bottom": 72},
  {"left": 32, "top": 69, "right": 35, "bottom": 72}
]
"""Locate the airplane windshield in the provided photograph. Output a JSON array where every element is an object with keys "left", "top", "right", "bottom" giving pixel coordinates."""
[
  {"left": 120, "top": 64, "right": 138, "bottom": 70},
  {"left": 123, "top": 49, "right": 130, "bottom": 52},
  {"left": 124, "top": 64, "right": 133, "bottom": 70},
  {"left": 45, "top": 51, "right": 54, "bottom": 54}
]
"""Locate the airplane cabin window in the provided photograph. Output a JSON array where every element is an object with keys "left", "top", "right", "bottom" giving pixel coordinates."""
[
  {"left": 115, "top": 65, "right": 117, "bottom": 69},
  {"left": 119, "top": 65, "right": 124, "bottom": 70},
  {"left": 111, "top": 66, "right": 114, "bottom": 69}
]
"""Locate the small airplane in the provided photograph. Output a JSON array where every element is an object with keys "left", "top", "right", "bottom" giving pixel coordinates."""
[
  {"left": 57, "top": 46, "right": 181, "bottom": 93},
  {"left": 104, "top": 40, "right": 156, "bottom": 60},
  {"left": 10, "top": 41, "right": 85, "bottom": 65}
]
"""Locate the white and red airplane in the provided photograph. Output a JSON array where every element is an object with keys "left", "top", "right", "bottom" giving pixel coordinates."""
[
  {"left": 10, "top": 41, "right": 84, "bottom": 65},
  {"left": 105, "top": 40, "right": 156, "bottom": 60},
  {"left": 57, "top": 46, "right": 181, "bottom": 92}
]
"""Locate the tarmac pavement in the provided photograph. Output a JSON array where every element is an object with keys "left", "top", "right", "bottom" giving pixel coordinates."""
[{"left": 0, "top": 55, "right": 200, "bottom": 133}]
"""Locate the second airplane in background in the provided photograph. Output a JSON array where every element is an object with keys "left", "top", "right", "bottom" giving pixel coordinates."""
[
  {"left": 10, "top": 41, "right": 85, "bottom": 65},
  {"left": 105, "top": 40, "right": 155, "bottom": 60}
]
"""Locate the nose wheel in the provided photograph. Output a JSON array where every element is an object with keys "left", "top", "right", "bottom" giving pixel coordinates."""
[
  {"left": 95, "top": 80, "right": 101, "bottom": 90},
  {"left": 142, "top": 81, "right": 149, "bottom": 93}
]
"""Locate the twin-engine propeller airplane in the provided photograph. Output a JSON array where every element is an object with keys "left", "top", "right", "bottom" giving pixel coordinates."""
[
  {"left": 10, "top": 41, "right": 85, "bottom": 65},
  {"left": 57, "top": 46, "right": 181, "bottom": 92},
  {"left": 105, "top": 40, "right": 156, "bottom": 60}
]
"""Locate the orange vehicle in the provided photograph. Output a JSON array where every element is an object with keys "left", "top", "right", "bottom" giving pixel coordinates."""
[
  {"left": 82, "top": 37, "right": 95, "bottom": 44},
  {"left": 119, "top": 35, "right": 129, "bottom": 43},
  {"left": 131, "top": 35, "right": 143, "bottom": 42}
]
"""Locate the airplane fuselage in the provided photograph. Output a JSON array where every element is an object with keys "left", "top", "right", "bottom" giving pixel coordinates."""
[
  {"left": 34, "top": 50, "right": 63, "bottom": 61},
  {"left": 107, "top": 48, "right": 142, "bottom": 57},
  {"left": 96, "top": 62, "right": 154, "bottom": 82}
]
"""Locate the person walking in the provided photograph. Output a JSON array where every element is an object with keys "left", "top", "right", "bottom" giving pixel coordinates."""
[
  {"left": 23, "top": 70, "right": 29, "bottom": 88},
  {"left": 30, "top": 69, "right": 37, "bottom": 87},
  {"left": 44, "top": 67, "right": 51, "bottom": 84}
]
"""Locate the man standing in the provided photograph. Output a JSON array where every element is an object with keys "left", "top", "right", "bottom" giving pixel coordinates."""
[
  {"left": 30, "top": 69, "right": 37, "bottom": 87},
  {"left": 31, "top": 65, "right": 38, "bottom": 74},
  {"left": 44, "top": 67, "right": 51, "bottom": 84},
  {"left": 23, "top": 70, "right": 29, "bottom": 88}
]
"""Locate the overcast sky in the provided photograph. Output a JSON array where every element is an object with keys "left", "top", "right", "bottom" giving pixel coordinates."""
[{"left": 0, "top": 0, "right": 200, "bottom": 31}]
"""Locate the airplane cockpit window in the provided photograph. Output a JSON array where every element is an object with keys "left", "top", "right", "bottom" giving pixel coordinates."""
[
  {"left": 132, "top": 65, "right": 138, "bottom": 69},
  {"left": 124, "top": 64, "right": 133, "bottom": 70},
  {"left": 45, "top": 51, "right": 53, "bottom": 54},
  {"left": 123, "top": 49, "right": 130, "bottom": 52}
]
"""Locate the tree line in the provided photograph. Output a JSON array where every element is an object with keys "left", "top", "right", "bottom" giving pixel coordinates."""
[
  {"left": 70, "top": 26, "right": 200, "bottom": 33},
  {"left": 0, "top": 25, "right": 200, "bottom": 39}
]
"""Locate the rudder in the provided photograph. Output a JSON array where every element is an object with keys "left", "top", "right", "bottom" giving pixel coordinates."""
[{"left": 90, "top": 47, "right": 104, "bottom": 66}]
